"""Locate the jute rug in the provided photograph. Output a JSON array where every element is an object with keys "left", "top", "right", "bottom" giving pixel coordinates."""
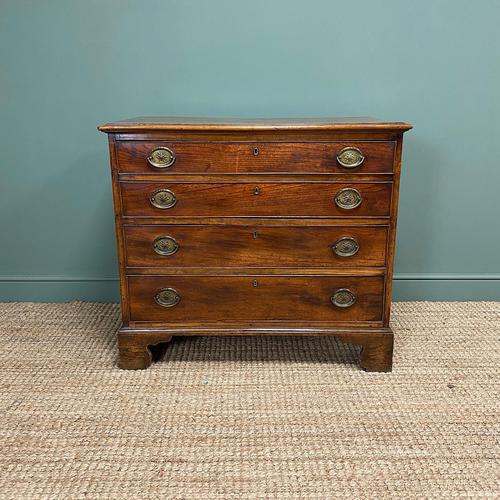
[{"left": 0, "top": 302, "right": 498, "bottom": 499}]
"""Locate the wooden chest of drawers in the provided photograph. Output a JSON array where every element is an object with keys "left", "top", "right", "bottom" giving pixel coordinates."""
[{"left": 98, "top": 117, "right": 412, "bottom": 371}]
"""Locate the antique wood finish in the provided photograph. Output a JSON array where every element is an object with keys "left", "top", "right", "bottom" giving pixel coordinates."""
[
  {"left": 124, "top": 224, "right": 388, "bottom": 268},
  {"left": 99, "top": 116, "right": 412, "bottom": 133},
  {"left": 116, "top": 141, "right": 395, "bottom": 175},
  {"left": 99, "top": 117, "right": 411, "bottom": 371},
  {"left": 127, "top": 275, "right": 384, "bottom": 323},
  {"left": 120, "top": 181, "right": 392, "bottom": 218},
  {"left": 107, "top": 135, "right": 130, "bottom": 324}
]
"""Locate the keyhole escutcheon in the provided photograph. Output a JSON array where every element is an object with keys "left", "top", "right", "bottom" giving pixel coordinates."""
[
  {"left": 252, "top": 279, "right": 258, "bottom": 287},
  {"left": 254, "top": 186, "right": 260, "bottom": 195},
  {"left": 252, "top": 147, "right": 260, "bottom": 156}
]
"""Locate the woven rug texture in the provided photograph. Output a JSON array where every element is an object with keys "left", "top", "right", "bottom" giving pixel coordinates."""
[{"left": 0, "top": 301, "right": 498, "bottom": 499}]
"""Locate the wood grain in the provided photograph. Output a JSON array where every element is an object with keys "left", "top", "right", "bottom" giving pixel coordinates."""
[
  {"left": 123, "top": 224, "right": 388, "bottom": 268},
  {"left": 127, "top": 275, "right": 384, "bottom": 323},
  {"left": 116, "top": 141, "right": 395, "bottom": 174},
  {"left": 120, "top": 181, "right": 392, "bottom": 218},
  {"left": 99, "top": 117, "right": 411, "bottom": 371},
  {"left": 98, "top": 116, "right": 412, "bottom": 133}
]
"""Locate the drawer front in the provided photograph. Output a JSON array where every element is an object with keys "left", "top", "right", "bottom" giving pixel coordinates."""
[
  {"left": 120, "top": 182, "right": 392, "bottom": 217},
  {"left": 116, "top": 141, "right": 395, "bottom": 174},
  {"left": 124, "top": 225, "right": 388, "bottom": 268},
  {"left": 128, "top": 275, "right": 384, "bottom": 323}
]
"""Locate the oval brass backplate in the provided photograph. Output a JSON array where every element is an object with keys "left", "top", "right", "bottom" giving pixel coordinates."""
[
  {"left": 153, "top": 236, "right": 179, "bottom": 256},
  {"left": 149, "top": 189, "right": 177, "bottom": 209},
  {"left": 154, "top": 288, "right": 181, "bottom": 308},
  {"left": 337, "top": 146, "right": 365, "bottom": 168},
  {"left": 332, "top": 237, "right": 360, "bottom": 257},
  {"left": 331, "top": 288, "right": 357, "bottom": 308},
  {"left": 147, "top": 147, "right": 176, "bottom": 169},
  {"left": 334, "top": 188, "right": 362, "bottom": 210}
]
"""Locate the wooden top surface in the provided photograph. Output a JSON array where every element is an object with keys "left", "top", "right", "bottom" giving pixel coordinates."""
[{"left": 98, "top": 116, "right": 412, "bottom": 133}]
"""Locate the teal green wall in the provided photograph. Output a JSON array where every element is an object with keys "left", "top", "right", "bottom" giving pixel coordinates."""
[{"left": 1, "top": 0, "right": 499, "bottom": 301}]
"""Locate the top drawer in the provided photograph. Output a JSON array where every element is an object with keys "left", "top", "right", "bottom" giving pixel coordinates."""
[{"left": 115, "top": 141, "right": 395, "bottom": 175}]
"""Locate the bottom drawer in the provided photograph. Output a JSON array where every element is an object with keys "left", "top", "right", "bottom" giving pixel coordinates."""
[{"left": 128, "top": 275, "right": 384, "bottom": 323}]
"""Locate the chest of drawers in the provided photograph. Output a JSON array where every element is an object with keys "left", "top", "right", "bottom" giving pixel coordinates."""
[{"left": 98, "top": 117, "right": 412, "bottom": 371}]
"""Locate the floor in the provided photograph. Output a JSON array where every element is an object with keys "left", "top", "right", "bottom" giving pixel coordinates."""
[{"left": 0, "top": 302, "right": 498, "bottom": 499}]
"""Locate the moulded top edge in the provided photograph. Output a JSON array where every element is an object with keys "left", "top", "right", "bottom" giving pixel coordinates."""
[{"left": 98, "top": 116, "right": 413, "bottom": 133}]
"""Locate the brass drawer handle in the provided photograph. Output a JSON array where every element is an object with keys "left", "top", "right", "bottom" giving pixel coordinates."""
[
  {"left": 149, "top": 189, "right": 177, "bottom": 209},
  {"left": 334, "top": 188, "right": 362, "bottom": 210},
  {"left": 331, "top": 288, "right": 357, "bottom": 308},
  {"left": 154, "top": 288, "right": 181, "bottom": 308},
  {"left": 147, "top": 147, "right": 176, "bottom": 169},
  {"left": 337, "top": 147, "right": 364, "bottom": 168},
  {"left": 332, "top": 237, "right": 359, "bottom": 257},
  {"left": 153, "top": 236, "right": 179, "bottom": 256}
]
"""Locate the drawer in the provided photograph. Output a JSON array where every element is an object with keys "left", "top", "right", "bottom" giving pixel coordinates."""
[
  {"left": 128, "top": 275, "right": 384, "bottom": 323},
  {"left": 120, "top": 182, "right": 392, "bottom": 217},
  {"left": 124, "top": 225, "right": 388, "bottom": 268},
  {"left": 116, "top": 141, "right": 395, "bottom": 174}
]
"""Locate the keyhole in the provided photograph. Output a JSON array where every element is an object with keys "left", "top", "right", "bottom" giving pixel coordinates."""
[
  {"left": 254, "top": 186, "right": 260, "bottom": 195},
  {"left": 253, "top": 231, "right": 258, "bottom": 239},
  {"left": 252, "top": 279, "right": 258, "bottom": 287},
  {"left": 252, "top": 147, "right": 259, "bottom": 156}
]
